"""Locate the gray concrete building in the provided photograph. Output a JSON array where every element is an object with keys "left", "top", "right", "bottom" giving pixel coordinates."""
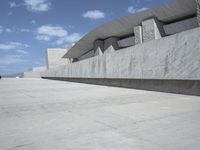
[{"left": 39, "top": 0, "right": 199, "bottom": 95}]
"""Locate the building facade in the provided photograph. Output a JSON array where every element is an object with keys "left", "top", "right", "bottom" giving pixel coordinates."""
[{"left": 27, "top": 0, "right": 200, "bottom": 95}]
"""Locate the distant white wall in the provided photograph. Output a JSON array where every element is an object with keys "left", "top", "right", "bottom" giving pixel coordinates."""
[
  {"left": 46, "top": 48, "right": 70, "bottom": 69},
  {"left": 24, "top": 66, "right": 46, "bottom": 78},
  {"left": 32, "top": 66, "right": 46, "bottom": 72}
]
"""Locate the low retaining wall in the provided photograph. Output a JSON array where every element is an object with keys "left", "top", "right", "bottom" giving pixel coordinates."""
[{"left": 42, "top": 77, "right": 200, "bottom": 96}]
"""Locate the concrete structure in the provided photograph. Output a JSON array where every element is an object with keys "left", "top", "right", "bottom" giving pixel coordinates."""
[
  {"left": 141, "top": 18, "right": 165, "bottom": 42},
  {"left": 43, "top": 27, "right": 200, "bottom": 80},
  {"left": 46, "top": 48, "right": 70, "bottom": 69},
  {"left": 196, "top": 0, "right": 200, "bottom": 25},
  {"left": 24, "top": 48, "right": 70, "bottom": 78},
  {"left": 42, "top": 27, "right": 200, "bottom": 95},
  {"left": 63, "top": 0, "right": 198, "bottom": 59},
  {"left": 0, "top": 78, "right": 200, "bottom": 150},
  {"left": 24, "top": 0, "right": 200, "bottom": 95},
  {"left": 24, "top": 66, "right": 46, "bottom": 78}
]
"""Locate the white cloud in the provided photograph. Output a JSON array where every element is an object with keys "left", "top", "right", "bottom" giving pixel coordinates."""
[
  {"left": 0, "top": 55, "right": 26, "bottom": 65},
  {"left": 18, "top": 28, "right": 32, "bottom": 32},
  {"left": 0, "top": 65, "right": 7, "bottom": 69},
  {"left": 36, "top": 25, "right": 82, "bottom": 45},
  {"left": 37, "top": 25, "right": 67, "bottom": 37},
  {"left": 17, "top": 50, "right": 29, "bottom": 55},
  {"left": 0, "top": 42, "right": 29, "bottom": 50},
  {"left": 5, "top": 28, "right": 12, "bottom": 33},
  {"left": 0, "top": 26, "right": 3, "bottom": 34},
  {"left": 8, "top": 12, "right": 13, "bottom": 16},
  {"left": 35, "top": 58, "right": 45, "bottom": 66},
  {"left": 36, "top": 35, "right": 51, "bottom": 41},
  {"left": 30, "top": 20, "right": 36, "bottom": 25},
  {"left": 9, "top": 2, "right": 21, "bottom": 8},
  {"left": 55, "top": 33, "right": 81, "bottom": 45},
  {"left": 9, "top": 0, "right": 51, "bottom": 12},
  {"left": 0, "top": 26, "right": 33, "bottom": 34},
  {"left": 83, "top": 10, "right": 105, "bottom": 20},
  {"left": 127, "top": 6, "right": 148, "bottom": 14},
  {"left": 24, "top": 0, "right": 51, "bottom": 12}
]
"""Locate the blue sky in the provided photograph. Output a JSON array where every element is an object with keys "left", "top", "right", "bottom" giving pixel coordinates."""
[{"left": 0, "top": 0, "right": 170, "bottom": 75}]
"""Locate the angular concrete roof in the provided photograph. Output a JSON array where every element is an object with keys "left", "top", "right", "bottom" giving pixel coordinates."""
[{"left": 63, "top": 0, "right": 197, "bottom": 59}]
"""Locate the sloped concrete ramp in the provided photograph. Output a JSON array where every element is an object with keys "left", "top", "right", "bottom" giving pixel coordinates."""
[{"left": 0, "top": 78, "right": 200, "bottom": 150}]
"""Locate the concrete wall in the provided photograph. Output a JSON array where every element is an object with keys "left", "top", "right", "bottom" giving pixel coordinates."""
[
  {"left": 24, "top": 66, "right": 46, "bottom": 78},
  {"left": 142, "top": 18, "right": 165, "bottom": 43},
  {"left": 43, "top": 27, "right": 200, "bottom": 80},
  {"left": 43, "top": 77, "right": 200, "bottom": 96},
  {"left": 46, "top": 48, "right": 70, "bottom": 69},
  {"left": 118, "top": 36, "right": 135, "bottom": 48},
  {"left": 24, "top": 71, "right": 42, "bottom": 78},
  {"left": 42, "top": 28, "right": 200, "bottom": 95},
  {"left": 164, "top": 17, "right": 198, "bottom": 35},
  {"left": 196, "top": 0, "right": 200, "bottom": 25},
  {"left": 134, "top": 26, "right": 143, "bottom": 45}
]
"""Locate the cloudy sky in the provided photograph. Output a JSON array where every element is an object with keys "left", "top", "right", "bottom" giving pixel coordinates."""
[{"left": 0, "top": 0, "right": 170, "bottom": 75}]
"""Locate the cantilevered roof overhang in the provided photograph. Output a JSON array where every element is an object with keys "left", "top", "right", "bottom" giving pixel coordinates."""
[{"left": 63, "top": 0, "right": 197, "bottom": 59}]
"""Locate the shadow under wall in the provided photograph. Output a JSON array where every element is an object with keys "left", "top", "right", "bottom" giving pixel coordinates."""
[{"left": 42, "top": 77, "right": 200, "bottom": 96}]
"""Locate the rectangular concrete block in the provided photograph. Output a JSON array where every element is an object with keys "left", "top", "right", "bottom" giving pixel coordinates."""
[
  {"left": 117, "top": 36, "right": 135, "bottom": 48},
  {"left": 46, "top": 48, "right": 70, "bottom": 69},
  {"left": 142, "top": 18, "right": 165, "bottom": 42},
  {"left": 24, "top": 66, "right": 46, "bottom": 78},
  {"left": 134, "top": 26, "right": 143, "bottom": 44},
  {"left": 164, "top": 17, "right": 198, "bottom": 35}
]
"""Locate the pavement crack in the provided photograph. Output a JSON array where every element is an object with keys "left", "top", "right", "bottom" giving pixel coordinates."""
[{"left": 5, "top": 143, "right": 34, "bottom": 150}]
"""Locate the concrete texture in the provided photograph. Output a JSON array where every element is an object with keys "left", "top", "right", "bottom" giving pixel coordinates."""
[
  {"left": 142, "top": 18, "right": 165, "bottom": 42},
  {"left": 134, "top": 26, "right": 143, "bottom": 44},
  {"left": 94, "top": 40, "right": 104, "bottom": 56},
  {"left": 24, "top": 66, "right": 46, "bottom": 78},
  {"left": 164, "top": 17, "right": 198, "bottom": 35},
  {"left": 118, "top": 36, "right": 135, "bottom": 48},
  {"left": 64, "top": 0, "right": 196, "bottom": 58},
  {"left": 196, "top": 0, "right": 200, "bottom": 25},
  {"left": 42, "top": 28, "right": 200, "bottom": 80},
  {"left": 43, "top": 78, "right": 200, "bottom": 96},
  {"left": 24, "top": 71, "right": 41, "bottom": 78},
  {"left": 0, "top": 78, "right": 200, "bottom": 150},
  {"left": 104, "top": 37, "right": 120, "bottom": 53},
  {"left": 46, "top": 48, "right": 70, "bottom": 69}
]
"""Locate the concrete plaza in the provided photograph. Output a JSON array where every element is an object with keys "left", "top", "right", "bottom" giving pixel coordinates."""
[{"left": 0, "top": 78, "right": 200, "bottom": 150}]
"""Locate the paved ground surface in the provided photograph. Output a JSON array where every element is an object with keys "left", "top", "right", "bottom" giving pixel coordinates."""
[{"left": 0, "top": 78, "right": 200, "bottom": 150}]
